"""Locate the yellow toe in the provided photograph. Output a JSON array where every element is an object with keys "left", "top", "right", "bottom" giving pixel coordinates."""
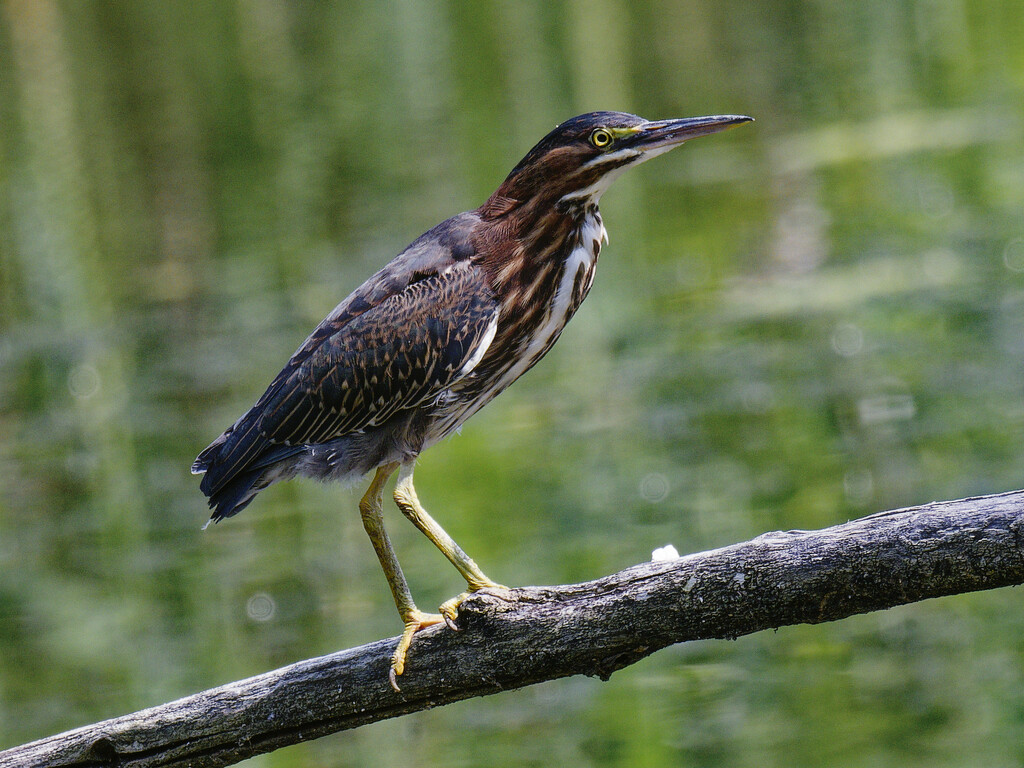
[
  {"left": 390, "top": 609, "right": 443, "bottom": 691},
  {"left": 439, "top": 582, "right": 508, "bottom": 630}
]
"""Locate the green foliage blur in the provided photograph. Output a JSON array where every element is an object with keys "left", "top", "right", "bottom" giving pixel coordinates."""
[{"left": 2, "top": 0, "right": 1023, "bottom": 765}]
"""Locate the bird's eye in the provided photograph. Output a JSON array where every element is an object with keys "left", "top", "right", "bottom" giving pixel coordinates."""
[{"left": 590, "top": 128, "right": 613, "bottom": 148}]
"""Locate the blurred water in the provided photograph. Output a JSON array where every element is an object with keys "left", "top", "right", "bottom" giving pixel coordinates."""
[{"left": 2, "top": 1, "right": 1024, "bottom": 765}]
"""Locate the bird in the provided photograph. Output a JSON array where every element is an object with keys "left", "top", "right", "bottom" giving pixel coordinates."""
[{"left": 193, "top": 110, "right": 752, "bottom": 689}]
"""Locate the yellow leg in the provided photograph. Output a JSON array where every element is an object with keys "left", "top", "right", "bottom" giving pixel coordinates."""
[
  {"left": 358, "top": 462, "right": 442, "bottom": 691},
  {"left": 393, "top": 461, "right": 506, "bottom": 628}
]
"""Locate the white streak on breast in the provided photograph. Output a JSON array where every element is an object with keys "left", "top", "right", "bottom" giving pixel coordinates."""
[
  {"left": 491, "top": 211, "right": 604, "bottom": 393},
  {"left": 459, "top": 310, "right": 499, "bottom": 377},
  {"left": 426, "top": 212, "right": 605, "bottom": 446}
]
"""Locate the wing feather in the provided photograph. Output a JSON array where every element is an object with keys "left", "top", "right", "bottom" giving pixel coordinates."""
[
  {"left": 194, "top": 210, "right": 489, "bottom": 505},
  {"left": 255, "top": 263, "right": 498, "bottom": 447}
]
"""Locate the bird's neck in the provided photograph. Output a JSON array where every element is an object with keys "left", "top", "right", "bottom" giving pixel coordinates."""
[
  {"left": 458, "top": 193, "right": 604, "bottom": 413},
  {"left": 475, "top": 190, "right": 604, "bottom": 289}
]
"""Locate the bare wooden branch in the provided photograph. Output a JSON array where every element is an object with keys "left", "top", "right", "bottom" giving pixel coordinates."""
[{"left": 3, "top": 490, "right": 1023, "bottom": 768}]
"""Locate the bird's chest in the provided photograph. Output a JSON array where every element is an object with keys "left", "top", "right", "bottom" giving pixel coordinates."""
[
  {"left": 493, "top": 210, "right": 605, "bottom": 384},
  {"left": 426, "top": 210, "right": 604, "bottom": 437},
  {"left": 540, "top": 211, "right": 604, "bottom": 334}
]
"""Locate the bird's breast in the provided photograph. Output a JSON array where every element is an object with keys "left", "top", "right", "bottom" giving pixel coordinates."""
[
  {"left": 422, "top": 208, "right": 604, "bottom": 445},
  {"left": 488, "top": 208, "right": 604, "bottom": 391}
]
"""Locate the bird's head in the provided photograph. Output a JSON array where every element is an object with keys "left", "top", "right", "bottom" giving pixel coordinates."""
[{"left": 482, "top": 111, "right": 752, "bottom": 216}]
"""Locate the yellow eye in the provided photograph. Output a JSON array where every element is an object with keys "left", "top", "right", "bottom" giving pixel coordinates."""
[{"left": 590, "top": 128, "right": 613, "bottom": 148}]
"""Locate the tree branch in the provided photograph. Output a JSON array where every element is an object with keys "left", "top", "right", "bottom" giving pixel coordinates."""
[{"left": 4, "top": 490, "right": 1023, "bottom": 768}]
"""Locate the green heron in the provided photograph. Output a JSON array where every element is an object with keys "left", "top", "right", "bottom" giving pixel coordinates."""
[{"left": 193, "top": 111, "right": 752, "bottom": 688}]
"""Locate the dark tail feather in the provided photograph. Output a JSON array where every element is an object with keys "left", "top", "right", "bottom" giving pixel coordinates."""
[
  {"left": 194, "top": 409, "right": 306, "bottom": 524},
  {"left": 202, "top": 468, "right": 264, "bottom": 525},
  {"left": 194, "top": 410, "right": 274, "bottom": 521},
  {"left": 201, "top": 444, "right": 306, "bottom": 523},
  {"left": 194, "top": 410, "right": 265, "bottom": 494}
]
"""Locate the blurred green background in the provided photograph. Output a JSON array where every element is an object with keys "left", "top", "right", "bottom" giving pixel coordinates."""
[{"left": 2, "top": 0, "right": 1024, "bottom": 765}]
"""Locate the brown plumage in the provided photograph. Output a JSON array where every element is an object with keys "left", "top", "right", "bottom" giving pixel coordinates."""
[{"left": 193, "top": 110, "right": 752, "bottom": 686}]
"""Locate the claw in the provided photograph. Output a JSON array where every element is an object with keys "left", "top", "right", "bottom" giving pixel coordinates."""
[
  {"left": 438, "top": 582, "right": 509, "bottom": 632},
  {"left": 390, "top": 609, "right": 443, "bottom": 691},
  {"left": 389, "top": 585, "right": 509, "bottom": 691},
  {"left": 440, "top": 593, "right": 464, "bottom": 631}
]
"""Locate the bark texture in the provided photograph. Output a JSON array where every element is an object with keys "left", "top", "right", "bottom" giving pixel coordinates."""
[{"left": 3, "top": 491, "right": 1022, "bottom": 768}]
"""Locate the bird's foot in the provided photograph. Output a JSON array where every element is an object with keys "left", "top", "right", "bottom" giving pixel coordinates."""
[
  {"left": 390, "top": 608, "right": 444, "bottom": 692},
  {"left": 439, "top": 580, "right": 508, "bottom": 631}
]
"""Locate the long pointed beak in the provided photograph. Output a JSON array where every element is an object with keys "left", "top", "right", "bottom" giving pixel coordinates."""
[{"left": 629, "top": 114, "right": 753, "bottom": 152}]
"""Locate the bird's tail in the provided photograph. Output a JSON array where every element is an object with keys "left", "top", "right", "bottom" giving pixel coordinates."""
[
  {"left": 198, "top": 470, "right": 263, "bottom": 527},
  {"left": 192, "top": 409, "right": 300, "bottom": 524}
]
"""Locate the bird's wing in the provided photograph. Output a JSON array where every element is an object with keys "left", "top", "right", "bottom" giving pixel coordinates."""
[
  {"left": 254, "top": 261, "right": 498, "bottom": 447},
  {"left": 193, "top": 211, "right": 490, "bottom": 501}
]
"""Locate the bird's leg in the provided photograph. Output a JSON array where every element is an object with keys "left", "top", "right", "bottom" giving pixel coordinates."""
[
  {"left": 393, "top": 461, "right": 506, "bottom": 629},
  {"left": 358, "top": 462, "right": 442, "bottom": 690}
]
